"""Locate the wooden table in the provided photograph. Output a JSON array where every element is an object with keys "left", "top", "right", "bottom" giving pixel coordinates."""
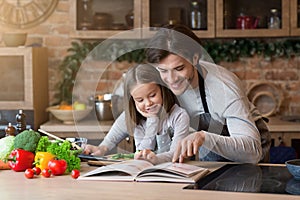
[{"left": 0, "top": 162, "right": 298, "bottom": 200}]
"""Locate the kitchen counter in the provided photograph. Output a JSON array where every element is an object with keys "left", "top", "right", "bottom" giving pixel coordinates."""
[
  {"left": 267, "top": 117, "right": 300, "bottom": 132},
  {"left": 0, "top": 162, "right": 298, "bottom": 200},
  {"left": 40, "top": 116, "right": 300, "bottom": 150},
  {"left": 39, "top": 119, "right": 114, "bottom": 139},
  {"left": 40, "top": 119, "right": 135, "bottom": 152},
  {"left": 40, "top": 116, "right": 300, "bottom": 134}
]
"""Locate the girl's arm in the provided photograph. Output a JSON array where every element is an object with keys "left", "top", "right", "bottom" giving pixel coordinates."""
[
  {"left": 99, "top": 112, "right": 129, "bottom": 151},
  {"left": 135, "top": 105, "right": 190, "bottom": 164},
  {"left": 134, "top": 116, "right": 160, "bottom": 151},
  {"left": 155, "top": 107, "right": 190, "bottom": 164}
]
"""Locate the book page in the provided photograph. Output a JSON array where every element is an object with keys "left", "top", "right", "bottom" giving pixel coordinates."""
[
  {"left": 139, "top": 162, "right": 208, "bottom": 177},
  {"left": 136, "top": 171, "right": 209, "bottom": 183},
  {"left": 136, "top": 163, "right": 209, "bottom": 183},
  {"left": 78, "top": 160, "right": 153, "bottom": 181}
]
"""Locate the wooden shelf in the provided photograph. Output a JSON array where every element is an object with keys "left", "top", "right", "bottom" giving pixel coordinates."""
[
  {"left": 70, "top": 0, "right": 300, "bottom": 39},
  {"left": 0, "top": 47, "right": 48, "bottom": 130}
]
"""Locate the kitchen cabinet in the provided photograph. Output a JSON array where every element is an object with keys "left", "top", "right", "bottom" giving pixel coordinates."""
[
  {"left": 70, "top": 0, "right": 215, "bottom": 39},
  {"left": 141, "top": 0, "right": 215, "bottom": 38},
  {"left": 70, "top": 0, "right": 142, "bottom": 39},
  {"left": 290, "top": 0, "right": 300, "bottom": 36},
  {"left": 71, "top": 0, "right": 298, "bottom": 39},
  {"left": 216, "top": 0, "right": 290, "bottom": 38},
  {"left": 0, "top": 47, "right": 48, "bottom": 131}
]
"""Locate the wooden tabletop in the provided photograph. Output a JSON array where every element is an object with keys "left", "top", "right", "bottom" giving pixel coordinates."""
[{"left": 0, "top": 162, "right": 298, "bottom": 200}]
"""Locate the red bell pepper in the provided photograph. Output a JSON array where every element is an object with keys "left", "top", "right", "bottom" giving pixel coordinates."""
[{"left": 8, "top": 149, "right": 35, "bottom": 172}]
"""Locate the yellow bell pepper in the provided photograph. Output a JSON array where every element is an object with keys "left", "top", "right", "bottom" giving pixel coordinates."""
[{"left": 34, "top": 152, "right": 55, "bottom": 170}]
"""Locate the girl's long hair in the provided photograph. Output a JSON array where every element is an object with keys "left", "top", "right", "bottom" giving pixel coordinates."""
[{"left": 123, "top": 64, "right": 176, "bottom": 136}]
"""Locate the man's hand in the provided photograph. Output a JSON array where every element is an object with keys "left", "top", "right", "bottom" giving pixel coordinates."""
[{"left": 172, "top": 131, "right": 205, "bottom": 163}]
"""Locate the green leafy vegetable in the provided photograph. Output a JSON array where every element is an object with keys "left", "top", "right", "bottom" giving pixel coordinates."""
[
  {"left": 111, "top": 153, "right": 134, "bottom": 160},
  {"left": 0, "top": 136, "right": 15, "bottom": 161},
  {"left": 38, "top": 138, "right": 81, "bottom": 173},
  {"left": 35, "top": 136, "right": 52, "bottom": 153}
]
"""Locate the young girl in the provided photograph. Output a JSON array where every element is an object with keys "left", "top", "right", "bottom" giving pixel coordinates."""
[{"left": 84, "top": 64, "right": 190, "bottom": 164}]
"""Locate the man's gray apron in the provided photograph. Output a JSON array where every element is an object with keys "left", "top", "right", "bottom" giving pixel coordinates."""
[{"left": 197, "top": 68, "right": 271, "bottom": 162}]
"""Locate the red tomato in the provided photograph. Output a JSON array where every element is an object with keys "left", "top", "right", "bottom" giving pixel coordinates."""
[
  {"left": 41, "top": 168, "right": 51, "bottom": 178},
  {"left": 24, "top": 168, "right": 34, "bottom": 179},
  {"left": 48, "top": 159, "right": 67, "bottom": 176},
  {"left": 33, "top": 167, "right": 41, "bottom": 175},
  {"left": 71, "top": 169, "right": 80, "bottom": 179}
]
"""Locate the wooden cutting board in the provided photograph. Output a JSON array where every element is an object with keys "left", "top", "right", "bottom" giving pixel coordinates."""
[{"left": 87, "top": 160, "right": 120, "bottom": 166}]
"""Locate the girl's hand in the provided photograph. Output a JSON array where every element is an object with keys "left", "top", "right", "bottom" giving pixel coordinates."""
[
  {"left": 83, "top": 144, "right": 108, "bottom": 156},
  {"left": 134, "top": 149, "right": 158, "bottom": 164}
]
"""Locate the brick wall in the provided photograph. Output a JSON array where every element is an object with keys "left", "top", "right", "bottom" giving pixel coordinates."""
[
  {"left": 220, "top": 56, "right": 300, "bottom": 115},
  {"left": 0, "top": 0, "right": 299, "bottom": 117},
  {"left": 0, "top": 0, "right": 74, "bottom": 106}
]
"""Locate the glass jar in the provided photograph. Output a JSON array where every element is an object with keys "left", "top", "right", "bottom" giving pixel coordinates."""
[
  {"left": 78, "top": 0, "right": 94, "bottom": 30},
  {"left": 190, "top": 0, "right": 201, "bottom": 30},
  {"left": 268, "top": 9, "right": 280, "bottom": 29},
  {"left": 5, "top": 123, "right": 16, "bottom": 136},
  {"left": 16, "top": 109, "right": 26, "bottom": 134},
  {"left": 125, "top": 10, "right": 134, "bottom": 29}
]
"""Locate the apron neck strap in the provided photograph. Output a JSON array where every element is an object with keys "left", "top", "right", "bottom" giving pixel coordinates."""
[{"left": 197, "top": 65, "right": 209, "bottom": 113}]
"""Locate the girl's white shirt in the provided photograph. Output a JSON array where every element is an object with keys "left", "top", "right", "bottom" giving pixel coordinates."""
[{"left": 100, "top": 104, "right": 190, "bottom": 164}]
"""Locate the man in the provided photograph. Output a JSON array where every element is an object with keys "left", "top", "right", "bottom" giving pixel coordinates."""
[{"left": 146, "top": 24, "right": 270, "bottom": 163}]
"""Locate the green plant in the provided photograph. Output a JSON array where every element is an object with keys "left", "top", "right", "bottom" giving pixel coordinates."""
[
  {"left": 55, "top": 41, "right": 146, "bottom": 105},
  {"left": 202, "top": 38, "right": 300, "bottom": 63},
  {"left": 55, "top": 41, "right": 98, "bottom": 105}
]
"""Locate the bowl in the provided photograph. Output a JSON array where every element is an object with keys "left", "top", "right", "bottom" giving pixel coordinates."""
[
  {"left": 285, "top": 159, "right": 300, "bottom": 180},
  {"left": 2, "top": 32, "right": 27, "bottom": 47},
  {"left": 47, "top": 105, "right": 92, "bottom": 124},
  {"left": 285, "top": 178, "right": 300, "bottom": 195},
  {"left": 95, "top": 94, "right": 114, "bottom": 121}
]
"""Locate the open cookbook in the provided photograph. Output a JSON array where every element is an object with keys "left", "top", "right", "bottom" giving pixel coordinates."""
[{"left": 78, "top": 160, "right": 209, "bottom": 183}]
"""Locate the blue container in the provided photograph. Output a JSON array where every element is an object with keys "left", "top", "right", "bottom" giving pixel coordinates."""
[{"left": 286, "top": 159, "right": 300, "bottom": 180}]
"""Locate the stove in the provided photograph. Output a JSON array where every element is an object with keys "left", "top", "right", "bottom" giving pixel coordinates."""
[{"left": 184, "top": 163, "right": 300, "bottom": 195}]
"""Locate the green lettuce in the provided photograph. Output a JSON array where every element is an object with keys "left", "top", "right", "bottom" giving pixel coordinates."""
[{"left": 0, "top": 136, "right": 15, "bottom": 161}]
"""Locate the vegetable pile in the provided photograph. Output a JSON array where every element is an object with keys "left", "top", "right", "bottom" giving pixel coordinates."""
[
  {"left": 0, "top": 129, "right": 82, "bottom": 178},
  {"left": 35, "top": 136, "right": 81, "bottom": 173}
]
